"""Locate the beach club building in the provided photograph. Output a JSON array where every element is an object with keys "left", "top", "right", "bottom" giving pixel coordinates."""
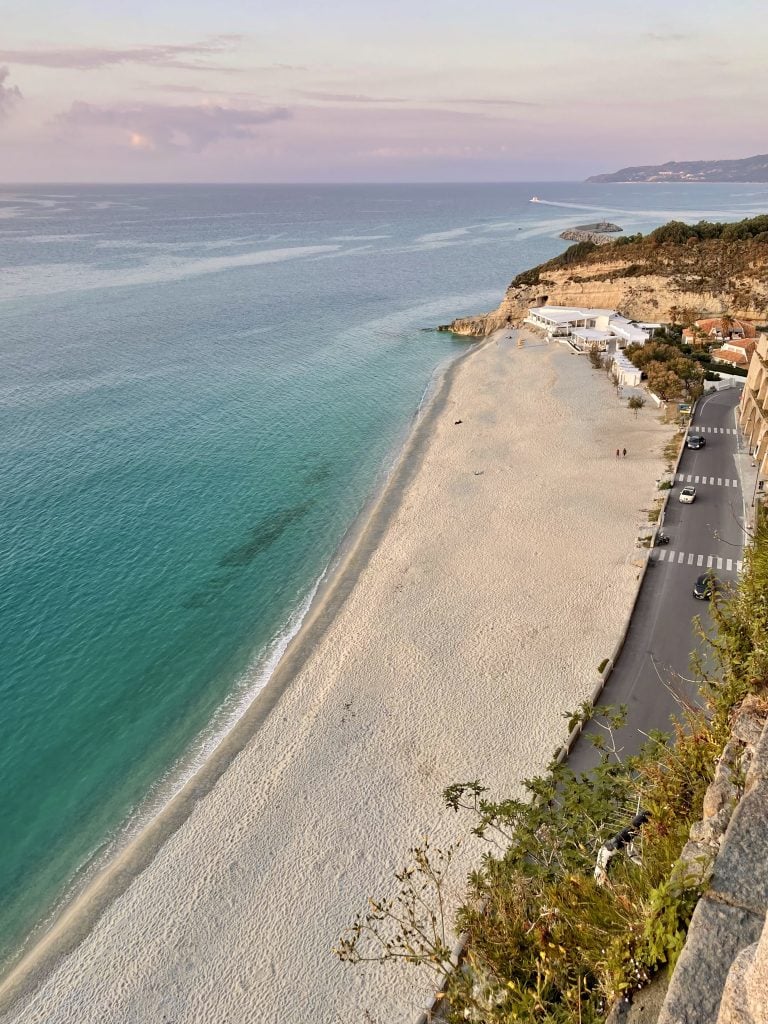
[{"left": 525, "top": 306, "right": 653, "bottom": 351}]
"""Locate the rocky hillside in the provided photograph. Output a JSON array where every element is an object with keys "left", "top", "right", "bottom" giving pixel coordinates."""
[
  {"left": 587, "top": 153, "right": 768, "bottom": 183},
  {"left": 441, "top": 217, "right": 768, "bottom": 336}
]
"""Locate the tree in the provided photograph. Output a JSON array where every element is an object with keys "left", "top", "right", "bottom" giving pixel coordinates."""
[
  {"left": 628, "top": 396, "right": 646, "bottom": 417},
  {"left": 646, "top": 362, "right": 685, "bottom": 402},
  {"left": 719, "top": 314, "right": 735, "bottom": 339},
  {"left": 689, "top": 324, "right": 708, "bottom": 347},
  {"left": 627, "top": 342, "right": 680, "bottom": 370},
  {"left": 679, "top": 306, "right": 698, "bottom": 329},
  {"left": 587, "top": 344, "right": 604, "bottom": 369},
  {"left": 669, "top": 357, "right": 705, "bottom": 400},
  {"left": 667, "top": 305, "right": 681, "bottom": 326}
]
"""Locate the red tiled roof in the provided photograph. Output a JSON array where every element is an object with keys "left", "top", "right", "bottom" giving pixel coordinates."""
[
  {"left": 682, "top": 317, "right": 758, "bottom": 340},
  {"left": 711, "top": 348, "right": 749, "bottom": 367},
  {"left": 722, "top": 338, "right": 755, "bottom": 352}
]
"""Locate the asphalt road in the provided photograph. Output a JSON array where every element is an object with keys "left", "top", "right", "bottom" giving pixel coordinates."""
[{"left": 568, "top": 386, "right": 747, "bottom": 771}]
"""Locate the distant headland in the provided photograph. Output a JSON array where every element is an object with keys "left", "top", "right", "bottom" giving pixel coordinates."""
[{"left": 587, "top": 153, "right": 768, "bottom": 183}]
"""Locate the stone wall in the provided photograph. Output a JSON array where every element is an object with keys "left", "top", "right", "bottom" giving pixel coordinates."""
[{"left": 656, "top": 697, "right": 768, "bottom": 1024}]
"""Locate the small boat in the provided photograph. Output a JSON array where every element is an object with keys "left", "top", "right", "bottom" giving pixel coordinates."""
[{"left": 529, "top": 196, "right": 542, "bottom": 203}]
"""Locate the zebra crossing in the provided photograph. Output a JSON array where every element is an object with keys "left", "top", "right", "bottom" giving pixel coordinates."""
[
  {"left": 676, "top": 473, "right": 739, "bottom": 487},
  {"left": 655, "top": 549, "right": 743, "bottom": 573},
  {"left": 690, "top": 425, "right": 737, "bottom": 434}
]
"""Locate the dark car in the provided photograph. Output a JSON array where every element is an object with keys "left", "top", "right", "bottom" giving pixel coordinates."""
[
  {"left": 693, "top": 573, "right": 717, "bottom": 600},
  {"left": 686, "top": 435, "right": 706, "bottom": 450}
]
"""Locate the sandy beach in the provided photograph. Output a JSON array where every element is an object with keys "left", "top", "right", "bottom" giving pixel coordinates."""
[{"left": 2, "top": 332, "right": 674, "bottom": 1024}]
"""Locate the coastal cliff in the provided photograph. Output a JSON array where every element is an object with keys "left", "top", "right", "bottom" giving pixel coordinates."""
[{"left": 441, "top": 217, "right": 768, "bottom": 336}]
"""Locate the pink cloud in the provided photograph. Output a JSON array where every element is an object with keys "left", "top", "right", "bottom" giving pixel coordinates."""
[
  {"left": 297, "top": 91, "right": 406, "bottom": 104},
  {"left": 54, "top": 100, "right": 290, "bottom": 151},
  {"left": 0, "top": 38, "right": 242, "bottom": 72},
  {"left": 0, "top": 66, "right": 22, "bottom": 118}
]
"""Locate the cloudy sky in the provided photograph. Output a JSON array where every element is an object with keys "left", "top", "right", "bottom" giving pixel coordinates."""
[{"left": 0, "top": 0, "right": 763, "bottom": 182}]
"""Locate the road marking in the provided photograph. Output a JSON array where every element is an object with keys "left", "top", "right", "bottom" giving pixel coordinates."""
[
  {"left": 692, "top": 426, "right": 736, "bottom": 434},
  {"left": 653, "top": 551, "right": 744, "bottom": 573},
  {"left": 675, "top": 474, "right": 738, "bottom": 487}
]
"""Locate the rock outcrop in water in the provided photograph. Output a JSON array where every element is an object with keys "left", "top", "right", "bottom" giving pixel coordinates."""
[
  {"left": 559, "top": 221, "right": 622, "bottom": 245},
  {"left": 439, "top": 217, "right": 768, "bottom": 336}
]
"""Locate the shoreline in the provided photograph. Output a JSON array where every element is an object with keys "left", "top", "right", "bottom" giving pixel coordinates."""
[
  {"left": 2, "top": 330, "right": 676, "bottom": 1023},
  {"left": 0, "top": 330, "right": 487, "bottom": 1017}
]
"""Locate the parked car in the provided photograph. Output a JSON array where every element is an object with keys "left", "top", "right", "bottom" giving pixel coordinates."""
[
  {"left": 686, "top": 435, "right": 706, "bottom": 450},
  {"left": 679, "top": 486, "right": 697, "bottom": 504},
  {"left": 693, "top": 573, "right": 717, "bottom": 600}
]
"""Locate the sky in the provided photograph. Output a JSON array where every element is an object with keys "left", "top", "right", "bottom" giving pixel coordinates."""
[{"left": 0, "top": 0, "right": 764, "bottom": 182}]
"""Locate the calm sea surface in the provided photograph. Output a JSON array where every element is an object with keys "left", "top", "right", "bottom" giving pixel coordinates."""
[{"left": 2, "top": 182, "right": 766, "bottom": 965}]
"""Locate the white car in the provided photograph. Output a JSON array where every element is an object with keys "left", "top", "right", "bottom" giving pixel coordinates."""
[{"left": 679, "top": 486, "right": 697, "bottom": 504}]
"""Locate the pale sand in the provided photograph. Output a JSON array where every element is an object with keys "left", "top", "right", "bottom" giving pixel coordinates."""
[{"left": 3, "top": 335, "right": 673, "bottom": 1024}]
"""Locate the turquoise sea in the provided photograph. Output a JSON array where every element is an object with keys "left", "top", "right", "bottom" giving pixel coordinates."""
[{"left": 2, "top": 181, "right": 767, "bottom": 968}]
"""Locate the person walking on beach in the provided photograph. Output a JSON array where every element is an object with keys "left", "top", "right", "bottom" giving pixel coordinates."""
[
  {"left": 616, "top": 448, "right": 620, "bottom": 459},
  {"left": 622, "top": 447, "right": 627, "bottom": 458}
]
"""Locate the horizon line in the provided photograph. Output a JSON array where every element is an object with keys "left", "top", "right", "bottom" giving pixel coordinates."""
[{"left": 0, "top": 179, "right": 587, "bottom": 187}]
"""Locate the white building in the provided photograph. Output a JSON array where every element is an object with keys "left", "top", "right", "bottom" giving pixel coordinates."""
[
  {"left": 526, "top": 306, "right": 617, "bottom": 337},
  {"left": 611, "top": 351, "right": 643, "bottom": 387},
  {"left": 526, "top": 306, "right": 651, "bottom": 351}
]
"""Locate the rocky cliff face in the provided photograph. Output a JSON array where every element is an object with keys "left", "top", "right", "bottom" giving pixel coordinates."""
[
  {"left": 440, "top": 244, "right": 768, "bottom": 337},
  {"left": 657, "top": 696, "right": 768, "bottom": 1024}
]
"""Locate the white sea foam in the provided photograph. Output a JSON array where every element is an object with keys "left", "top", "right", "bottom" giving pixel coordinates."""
[
  {"left": 414, "top": 226, "right": 473, "bottom": 243},
  {"left": 529, "top": 197, "right": 768, "bottom": 221},
  {"left": 311, "top": 244, "right": 375, "bottom": 259},
  {"left": 328, "top": 234, "right": 391, "bottom": 241},
  {"left": 9, "top": 233, "right": 96, "bottom": 244},
  {"left": 94, "top": 234, "right": 282, "bottom": 252},
  {"left": 0, "top": 245, "right": 341, "bottom": 301}
]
